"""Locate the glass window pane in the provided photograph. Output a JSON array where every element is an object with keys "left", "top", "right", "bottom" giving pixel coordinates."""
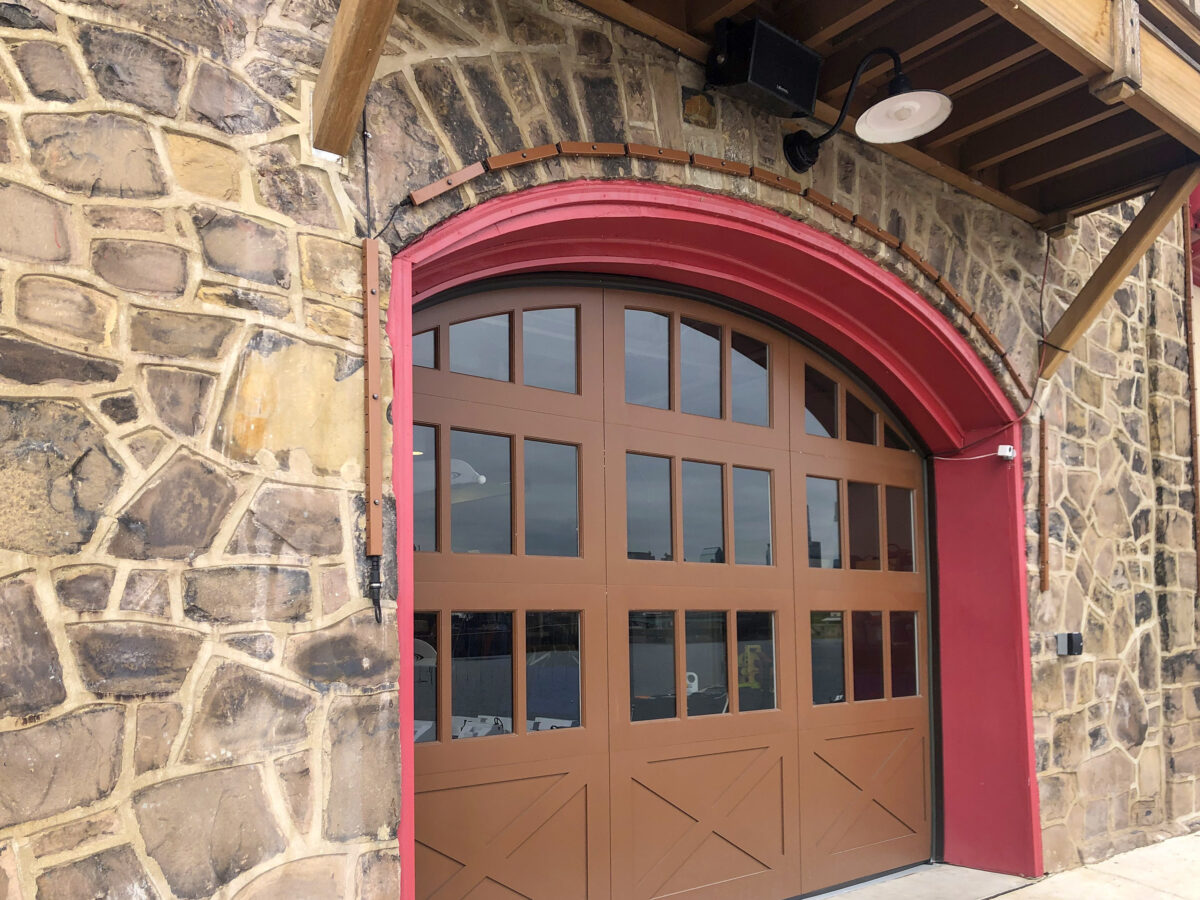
[
  {"left": 852, "top": 611, "right": 885, "bottom": 701},
  {"left": 527, "top": 611, "right": 581, "bottom": 729},
  {"left": 450, "top": 314, "right": 510, "bottom": 381},
  {"left": 890, "top": 611, "right": 919, "bottom": 697},
  {"left": 845, "top": 393, "right": 876, "bottom": 444},
  {"left": 626, "top": 453, "right": 672, "bottom": 561},
  {"left": 807, "top": 476, "right": 841, "bottom": 568},
  {"left": 413, "top": 329, "right": 436, "bottom": 368},
  {"left": 680, "top": 317, "right": 721, "bottom": 418},
  {"left": 811, "top": 611, "right": 845, "bottom": 705},
  {"left": 733, "top": 467, "right": 772, "bottom": 566},
  {"left": 847, "top": 481, "right": 881, "bottom": 570},
  {"left": 414, "top": 612, "right": 438, "bottom": 742},
  {"left": 413, "top": 425, "right": 437, "bottom": 552},
  {"left": 731, "top": 332, "right": 769, "bottom": 426},
  {"left": 886, "top": 486, "right": 916, "bottom": 572},
  {"left": 524, "top": 440, "right": 578, "bottom": 557},
  {"left": 625, "top": 309, "right": 669, "bottom": 409},
  {"left": 686, "top": 611, "right": 728, "bottom": 716},
  {"left": 682, "top": 461, "right": 723, "bottom": 563},
  {"left": 737, "top": 612, "right": 776, "bottom": 711},
  {"left": 451, "top": 612, "right": 513, "bottom": 738},
  {"left": 450, "top": 430, "right": 511, "bottom": 555},
  {"left": 524, "top": 307, "right": 577, "bottom": 393},
  {"left": 805, "top": 366, "right": 838, "bottom": 438},
  {"left": 884, "top": 423, "right": 911, "bottom": 451},
  {"left": 630, "top": 611, "right": 676, "bottom": 721}
]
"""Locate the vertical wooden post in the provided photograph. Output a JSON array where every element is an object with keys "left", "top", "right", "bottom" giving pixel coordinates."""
[
  {"left": 1039, "top": 414, "right": 1050, "bottom": 593},
  {"left": 363, "top": 238, "right": 384, "bottom": 619}
]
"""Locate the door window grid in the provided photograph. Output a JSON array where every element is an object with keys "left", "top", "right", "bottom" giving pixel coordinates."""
[
  {"left": 415, "top": 609, "right": 583, "bottom": 742},
  {"left": 418, "top": 424, "right": 583, "bottom": 559},
  {"left": 626, "top": 453, "right": 774, "bottom": 566},
  {"left": 810, "top": 609, "right": 921, "bottom": 704},
  {"left": 807, "top": 477, "right": 919, "bottom": 573},
  {"left": 629, "top": 609, "right": 778, "bottom": 721},
  {"left": 442, "top": 307, "right": 581, "bottom": 394},
  {"left": 624, "top": 307, "right": 772, "bottom": 427}
]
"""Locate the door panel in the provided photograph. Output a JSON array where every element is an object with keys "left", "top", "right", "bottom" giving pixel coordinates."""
[{"left": 414, "top": 283, "right": 932, "bottom": 900}]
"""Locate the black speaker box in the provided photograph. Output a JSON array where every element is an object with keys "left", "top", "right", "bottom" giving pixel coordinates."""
[{"left": 707, "top": 18, "right": 822, "bottom": 119}]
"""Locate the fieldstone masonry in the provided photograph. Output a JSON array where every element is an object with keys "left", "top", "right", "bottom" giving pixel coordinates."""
[{"left": 0, "top": 0, "right": 1197, "bottom": 894}]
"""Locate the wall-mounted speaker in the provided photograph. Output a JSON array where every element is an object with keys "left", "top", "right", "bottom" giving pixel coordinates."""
[{"left": 707, "top": 18, "right": 822, "bottom": 119}]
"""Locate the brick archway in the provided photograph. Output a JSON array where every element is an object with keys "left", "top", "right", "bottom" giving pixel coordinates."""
[{"left": 387, "top": 180, "right": 1043, "bottom": 899}]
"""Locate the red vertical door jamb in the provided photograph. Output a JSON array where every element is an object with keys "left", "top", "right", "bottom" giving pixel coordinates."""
[{"left": 390, "top": 255, "right": 416, "bottom": 900}]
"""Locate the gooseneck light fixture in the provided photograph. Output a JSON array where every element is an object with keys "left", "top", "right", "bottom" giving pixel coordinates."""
[{"left": 783, "top": 47, "right": 952, "bottom": 174}]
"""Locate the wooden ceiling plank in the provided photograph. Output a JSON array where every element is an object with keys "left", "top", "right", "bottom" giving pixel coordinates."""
[
  {"left": 1000, "top": 113, "right": 1163, "bottom": 191},
  {"left": 689, "top": 0, "right": 757, "bottom": 35},
  {"left": 921, "top": 54, "right": 1086, "bottom": 149},
  {"left": 900, "top": 22, "right": 1041, "bottom": 97},
  {"left": 312, "top": 0, "right": 398, "bottom": 156},
  {"left": 771, "top": 0, "right": 903, "bottom": 55},
  {"left": 818, "top": 1, "right": 993, "bottom": 102},
  {"left": 1029, "top": 136, "right": 1195, "bottom": 216},
  {"left": 958, "top": 90, "right": 1124, "bottom": 171},
  {"left": 573, "top": 0, "right": 710, "bottom": 60},
  {"left": 1040, "top": 162, "right": 1200, "bottom": 378}
]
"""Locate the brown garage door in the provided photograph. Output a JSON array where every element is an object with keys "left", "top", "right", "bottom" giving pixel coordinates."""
[{"left": 410, "top": 284, "right": 930, "bottom": 899}]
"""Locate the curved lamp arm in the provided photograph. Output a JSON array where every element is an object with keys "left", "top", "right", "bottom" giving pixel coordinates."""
[{"left": 784, "top": 46, "right": 904, "bottom": 173}]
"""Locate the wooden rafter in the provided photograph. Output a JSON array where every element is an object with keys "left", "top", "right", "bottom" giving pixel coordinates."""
[
  {"left": 312, "top": 0, "right": 396, "bottom": 156},
  {"left": 773, "top": 0, "right": 901, "bottom": 54},
  {"left": 1040, "top": 162, "right": 1200, "bottom": 378},
  {"left": 1031, "top": 136, "right": 1195, "bottom": 216},
  {"left": 1002, "top": 112, "right": 1160, "bottom": 191},
  {"left": 688, "top": 0, "right": 756, "bottom": 34},
  {"left": 900, "top": 22, "right": 1040, "bottom": 98}
]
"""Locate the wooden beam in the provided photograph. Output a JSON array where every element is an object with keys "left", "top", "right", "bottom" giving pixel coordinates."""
[
  {"left": 921, "top": 54, "right": 1085, "bottom": 149},
  {"left": 900, "top": 21, "right": 1041, "bottom": 98},
  {"left": 1000, "top": 111, "right": 1160, "bottom": 191},
  {"left": 818, "top": 2, "right": 992, "bottom": 102},
  {"left": 958, "top": 89, "right": 1123, "bottom": 171},
  {"left": 312, "top": 0, "right": 396, "bottom": 156},
  {"left": 1089, "top": 0, "right": 1142, "bottom": 103},
  {"left": 1029, "top": 135, "right": 1194, "bottom": 216},
  {"left": 689, "top": 0, "right": 756, "bottom": 35},
  {"left": 574, "top": 0, "right": 709, "bottom": 60},
  {"left": 770, "top": 0, "right": 902, "bottom": 54},
  {"left": 1040, "top": 162, "right": 1200, "bottom": 378}
]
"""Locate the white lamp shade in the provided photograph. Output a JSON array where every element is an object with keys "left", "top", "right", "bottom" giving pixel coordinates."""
[{"left": 854, "top": 89, "right": 952, "bottom": 144}]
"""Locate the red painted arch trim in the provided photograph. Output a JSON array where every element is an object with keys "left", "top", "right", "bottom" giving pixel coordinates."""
[{"left": 388, "top": 180, "right": 1043, "bottom": 895}]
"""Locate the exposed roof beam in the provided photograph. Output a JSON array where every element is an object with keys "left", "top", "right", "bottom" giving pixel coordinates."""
[
  {"left": 900, "top": 22, "right": 1041, "bottom": 97},
  {"left": 574, "top": 0, "right": 709, "bottom": 59},
  {"left": 921, "top": 54, "right": 1085, "bottom": 148},
  {"left": 312, "top": 0, "right": 396, "bottom": 156},
  {"left": 818, "top": 2, "right": 992, "bottom": 102},
  {"left": 958, "top": 90, "right": 1123, "bottom": 171},
  {"left": 771, "top": 0, "right": 902, "bottom": 55},
  {"left": 1040, "top": 162, "right": 1200, "bottom": 378},
  {"left": 1001, "top": 112, "right": 1161, "bottom": 191},
  {"left": 689, "top": 0, "right": 756, "bottom": 35}
]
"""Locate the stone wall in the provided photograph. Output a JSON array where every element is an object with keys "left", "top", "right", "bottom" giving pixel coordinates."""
[{"left": 0, "top": 0, "right": 1198, "bottom": 895}]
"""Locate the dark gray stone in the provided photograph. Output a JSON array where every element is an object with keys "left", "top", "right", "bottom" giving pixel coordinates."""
[
  {"left": 188, "top": 62, "right": 281, "bottom": 134},
  {"left": 75, "top": 0, "right": 248, "bottom": 61},
  {"left": 12, "top": 41, "right": 85, "bottom": 101},
  {"left": 0, "top": 400, "right": 123, "bottom": 555},
  {"left": 66, "top": 621, "right": 203, "bottom": 696},
  {"left": 0, "top": 704, "right": 123, "bottom": 828},
  {"left": 255, "top": 25, "right": 324, "bottom": 68},
  {"left": 184, "top": 566, "right": 311, "bottom": 623},
  {"left": 0, "top": 329, "right": 119, "bottom": 385},
  {"left": 134, "top": 766, "right": 285, "bottom": 898},
  {"left": 192, "top": 207, "right": 290, "bottom": 287},
  {"left": 285, "top": 611, "right": 399, "bottom": 691},
  {"left": 325, "top": 692, "right": 400, "bottom": 840},
  {"left": 0, "top": 0, "right": 54, "bottom": 29},
  {"left": 37, "top": 845, "right": 160, "bottom": 899},
  {"left": 0, "top": 573, "right": 66, "bottom": 717},
  {"left": 100, "top": 392, "right": 139, "bottom": 424},
  {"left": 53, "top": 564, "right": 114, "bottom": 611},
  {"left": 251, "top": 141, "right": 338, "bottom": 228},
  {"left": 413, "top": 61, "right": 490, "bottom": 166},
  {"left": 78, "top": 24, "right": 184, "bottom": 116},
  {"left": 110, "top": 450, "right": 237, "bottom": 560},
  {"left": 224, "top": 632, "right": 275, "bottom": 660},
  {"left": 144, "top": 366, "right": 214, "bottom": 437},
  {"left": 130, "top": 307, "right": 237, "bottom": 359},
  {"left": 182, "top": 661, "right": 316, "bottom": 762},
  {"left": 230, "top": 484, "right": 343, "bottom": 558}
]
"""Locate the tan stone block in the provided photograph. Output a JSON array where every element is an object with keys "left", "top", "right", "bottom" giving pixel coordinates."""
[
  {"left": 15, "top": 275, "right": 115, "bottom": 345},
  {"left": 29, "top": 809, "right": 122, "bottom": 858},
  {"left": 1032, "top": 660, "right": 1065, "bottom": 712},
  {"left": 165, "top": 132, "right": 241, "bottom": 201},
  {"left": 134, "top": 701, "right": 181, "bottom": 774},
  {"left": 1079, "top": 749, "right": 1137, "bottom": 799},
  {"left": 305, "top": 298, "right": 360, "bottom": 341},
  {"left": 299, "top": 234, "right": 359, "bottom": 297},
  {"left": 233, "top": 855, "right": 345, "bottom": 899}
]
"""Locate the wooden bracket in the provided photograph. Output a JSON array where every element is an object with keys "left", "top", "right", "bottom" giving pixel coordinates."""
[
  {"left": 1090, "top": 0, "right": 1143, "bottom": 104},
  {"left": 1041, "top": 162, "right": 1200, "bottom": 379},
  {"left": 362, "top": 238, "right": 384, "bottom": 619}
]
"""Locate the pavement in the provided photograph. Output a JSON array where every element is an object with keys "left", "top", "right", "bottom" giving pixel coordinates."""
[{"left": 831, "top": 831, "right": 1200, "bottom": 899}]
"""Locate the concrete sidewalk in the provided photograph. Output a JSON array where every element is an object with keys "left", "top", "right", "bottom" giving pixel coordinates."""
[{"left": 835, "top": 832, "right": 1200, "bottom": 899}]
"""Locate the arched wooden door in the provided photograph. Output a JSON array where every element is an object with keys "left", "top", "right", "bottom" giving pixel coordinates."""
[{"left": 410, "top": 283, "right": 930, "bottom": 900}]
